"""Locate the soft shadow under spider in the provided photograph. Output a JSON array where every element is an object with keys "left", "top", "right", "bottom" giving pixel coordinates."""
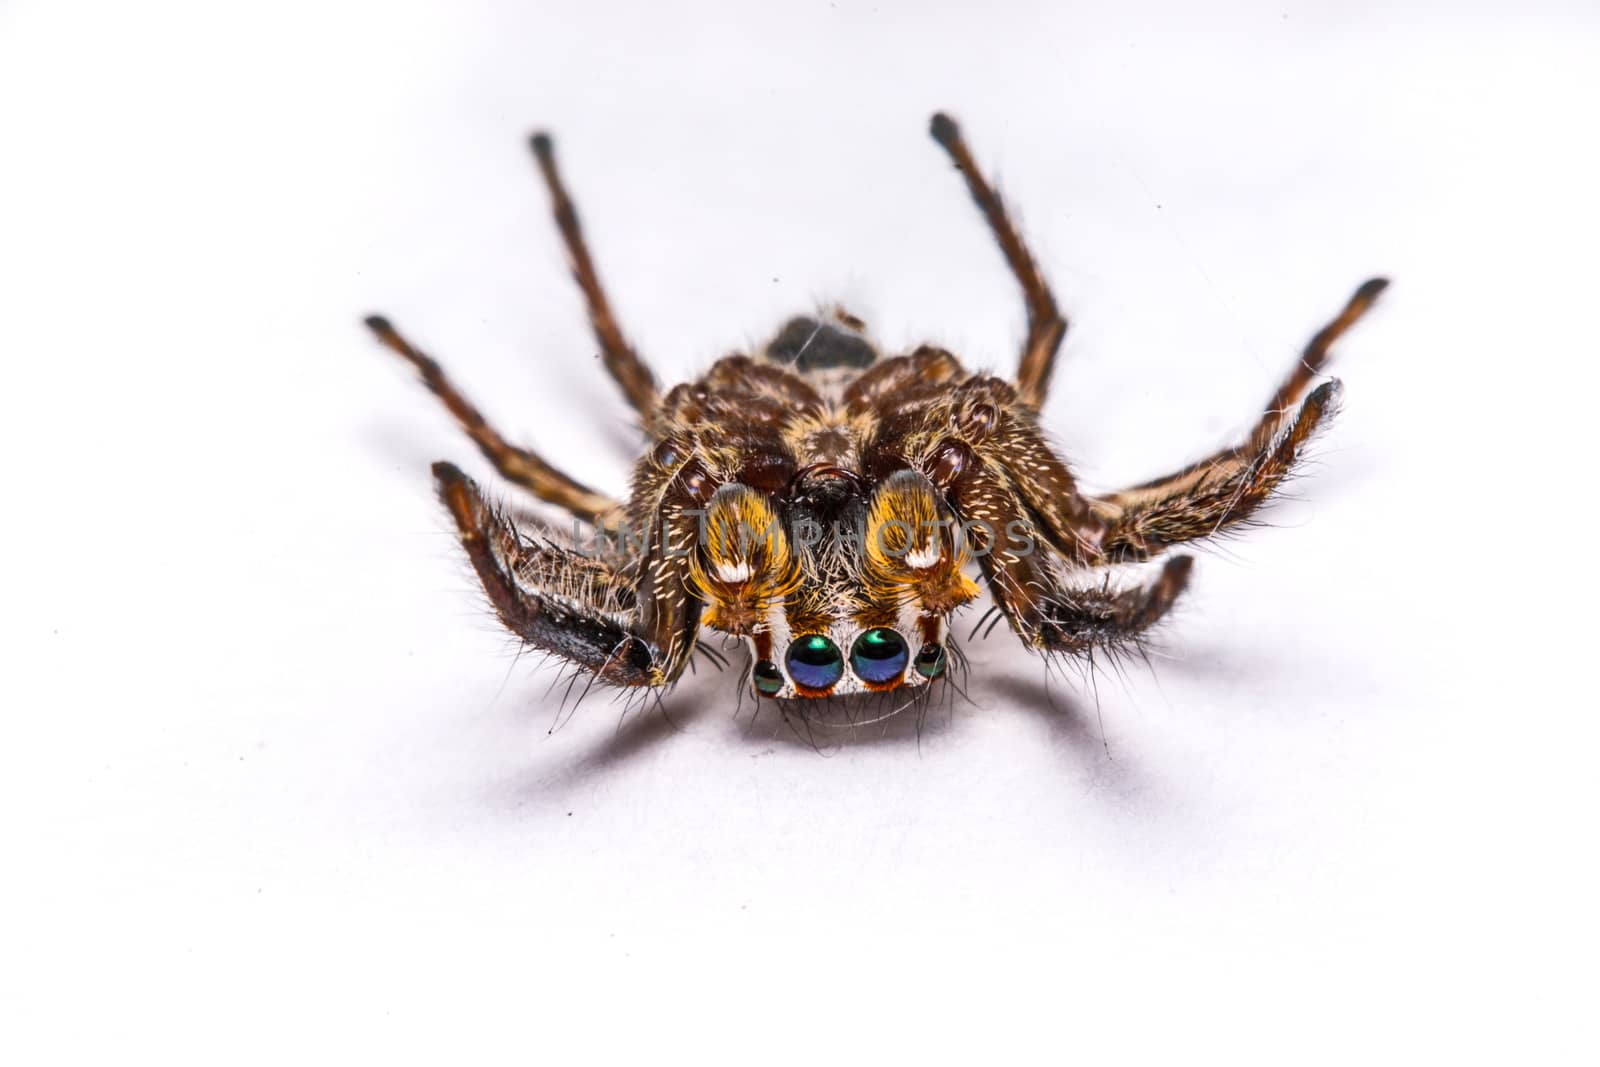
[
  {"left": 488, "top": 669, "right": 723, "bottom": 810},
  {"left": 984, "top": 673, "right": 1152, "bottom": 792},
  {"left": 745, "top": 686, "right": 967, "bottom": 755},
  {"left": 558, "top": 660, "right": 728, "bottom": 771},
  {"left": 1147, "top": 639, "right": 1304, "bottom": 686}
]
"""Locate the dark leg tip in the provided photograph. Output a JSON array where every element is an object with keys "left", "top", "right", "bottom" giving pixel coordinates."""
[
  {"left": 431, "top": 459, "right": 467, "bottom": 485},
  {"left": 1154, "top": 555, "right": 1196, "bottom": 607},
  {"left": 364, "top": 314, "right": 427, "bottom": 365},
  {"left": 528, "top": 131, "right": 554, "bottom": 159},
  {"left": 1304, "top": 378, "right": 1345, "bottom": 413},
  {"left": 929, "top": 112, "right": 959, "bottom": 146},
  {"left": 431, "top": 461, "right": 482, "bottom": 537},
  {"left": 1354, "top": 277, "right": 1390, "bottom": 303},
  {"left": 1125, "top": 553, "right": 1195, "bottom": 630}
]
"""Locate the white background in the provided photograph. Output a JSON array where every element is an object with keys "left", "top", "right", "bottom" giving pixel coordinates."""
[{"left": 3, "top": 1, "right": 1596, "bottom": 1061}]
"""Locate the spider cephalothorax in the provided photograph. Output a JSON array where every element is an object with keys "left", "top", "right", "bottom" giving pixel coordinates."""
[{"left": 367, "top": 114, "right": 1385, "bottom": 712}]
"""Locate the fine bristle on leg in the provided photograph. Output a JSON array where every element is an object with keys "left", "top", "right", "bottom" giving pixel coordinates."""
[
  {"left": 1089, "top": 278, "right": 1387, "bottom": 560},
  {"left": 432, "top": 461, "right": 663, "bottom": 687},
  {"left": 1038, "top": 555, "right": 1194, "bottom": 653},
  {"left": 1254, "top": 277, "right": 1388, "bottom": 454},
  {"left": 1094, "top": 380, "right": 1344, "bottom": 561},
  {"left": 929, "top": 111, "right": 1067, "bottom": 411},
  {"left": 942, "top": 459, "right": 1180, "bottom": 655},
  {"left": 365, "top": 314, "right": 622, "bottom": 525},
  {"left": 528, "top": 132, "right": 659, "bottom": 422}
]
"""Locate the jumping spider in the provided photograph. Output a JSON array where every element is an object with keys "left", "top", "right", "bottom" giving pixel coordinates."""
[{"left": 366, "top": 113, "right": 1385, "bottom": 713}]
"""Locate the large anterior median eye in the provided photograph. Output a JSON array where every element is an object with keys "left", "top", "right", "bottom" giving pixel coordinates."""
[
  {"left": 786, "top": 635, "right": 844, "bottom": 691},
  {"left": 850, "top": 628, "right": 908, "bottom": 684}
]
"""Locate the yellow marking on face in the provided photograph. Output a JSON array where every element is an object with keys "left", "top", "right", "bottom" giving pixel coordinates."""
[
  {"left": 689, "top": 484, "right": 801, "bottom": 635},
  {"left": 862, "top": 471, "right": 980, "bottom": 617}
]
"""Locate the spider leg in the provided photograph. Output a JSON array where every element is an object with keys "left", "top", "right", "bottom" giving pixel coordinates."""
[
  {"left": 502, "top": 527, "right": 639, "bottom": 618},
  {"left": 630, "top": 497, "right": 707, "bottom": 685},
  {"left": 922, "top": 374, "right": 1107, "bottom": 561},
  {"left": 529, "top": 133, "right": 659, "bottom": 422},
  {"left": 1095, "top": 379, "right": 1343, "bottom": 561},
  {"left": 433, "top": 462, "right": 675, "bottom": 688},
  {"left": 929, "top": 112, "right": 1066, "bottom": 410},
  {"left": 984, "top": 411, "right": 1107, "bottom": 560},
  {"left": 1035, "top": 556, "right": 1194, "bottom": 654},
  {"left": 1089, "top": 279, "right": 1387, "bottom": 561},
  {"left": 366, "top": 315, "right": 623, "bottom": 527},
  {"left": 947, "top": 460, "right": 1191, "bottom": 652}
]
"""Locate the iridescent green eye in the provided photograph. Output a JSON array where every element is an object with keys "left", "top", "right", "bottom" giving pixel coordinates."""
[
  {"left": 914, "top": 643, "right": 947, "bottom": 679},
  {"left": 850, "top": 628, "right": 908, "bottom": 684},
  {"left": 753, "top": 660, "right": 785, "bottom": 697},
  {"left": 785, "top": 635, "right": 844, "bottom": 690}
]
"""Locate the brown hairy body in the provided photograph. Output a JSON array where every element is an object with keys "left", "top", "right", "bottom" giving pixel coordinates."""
[{"left": 367, "top": 113, "right": 1385, "bottom": 713}]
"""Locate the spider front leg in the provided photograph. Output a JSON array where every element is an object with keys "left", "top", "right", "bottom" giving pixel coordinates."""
[
  {"left": 1089, "top": 278, "right": 1388, "bottom": 561},
  {"left": 945, "top": 458, "right": 1191, "bottom": 653},
  {"left": 931, "top": 376, "right": 1108, "bottom": 562},
  {"left": 930, "top": 112, "right": 1067, "bottom": 410},
  {"left": 366, "top": 316, "right": 624, "bottom": 528},
  {"left": 1035, "top": 556, "right": 1195, "bottom": 654},
  {"left": 432, "top": 462, "right": 672, "bottom": 687}
]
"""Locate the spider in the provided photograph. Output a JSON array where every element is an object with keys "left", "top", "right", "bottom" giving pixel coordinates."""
[{"left": 366, "top": 112, "right": 1385, "bottom": 712}]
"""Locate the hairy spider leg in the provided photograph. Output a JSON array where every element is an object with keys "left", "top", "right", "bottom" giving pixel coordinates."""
[
  {"left": 929, "top": 112, "right": 1067, "bottom": 412},
  {"left": 942, "top": 458, "right": 1193, "bottom": 652},
  {"left": 366, "top": 316, "right": 623, "bottom": 526},
  {"left": 529, "top": 132, "right": 660, "bottom": 423},
  {"left": 1088, "top": 279, "right": 1388, "bottom": 561},
  {"left": 433, "top": 461, "right": 664, "bottom": 686},
  {"left": 944, "top": 374, "right": 1108, "bottom": 561}
]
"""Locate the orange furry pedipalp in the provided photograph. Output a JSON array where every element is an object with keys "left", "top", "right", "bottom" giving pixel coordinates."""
[
  {"left": 688, "top": 485, "right": 802, "bottom": 634},
  {"left": 862, "top": 471, "right": 981, "bottom": 617}
]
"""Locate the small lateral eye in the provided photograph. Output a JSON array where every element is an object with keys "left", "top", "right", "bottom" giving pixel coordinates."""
[
  {"left": 927, "top": 440, "right": 974, "bottom": 489},
  {"left": 913, "top": 643, "right": 947, "bottom": 679},
  {"left": 752, "top": 659, "right": 785, "bottom": 697},
  {"left": 652, "top": 439, "right": 681, "bottom": 469},
  {"left": 850, "top": 628, "right": 909, "bottom": 684},
  {"left": 676, "top": 459, "right": 717, "bottom": 502},
  {"left": 785, "top": 635, "right": 844, "bottom": 691}
]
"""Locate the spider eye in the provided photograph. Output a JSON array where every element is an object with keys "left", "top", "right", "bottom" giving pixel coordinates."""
[
  {"left": 651, "top": 439, "right": 681, "bottom": 468},
  {"left": 913, "top": 642, "right": 947, "bottom": 679},
  {"left": 927, "top": 440, "right": 973, "bottom": 489},
  {"left": 785, "top": 635, "right": 844, "bottom": 691},
  {"left": 752, "top": 659, "right": 785, "bottom": 697},
  {"left": 850, "top": 628, "right": 908, "bottom": 684}
]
